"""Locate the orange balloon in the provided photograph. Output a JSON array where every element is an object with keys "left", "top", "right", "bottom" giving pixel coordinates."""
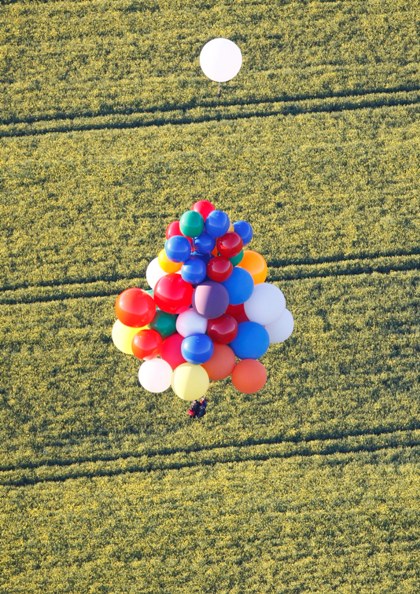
[
  {"left": 202, "top": 344, "right": 235, "bottom": 380},
  {"left": 238, "top": 250, "right": 268, "bottom": 284},
  {"left": 232, "top": 359, "right": 267, "bottom": 393},
  {"left": 158, "top": 249, "right": 182, "bottom": 273}
]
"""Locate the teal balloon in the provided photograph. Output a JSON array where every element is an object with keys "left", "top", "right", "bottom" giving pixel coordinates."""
[
  {"left": 149, "top": 311, "right": 177, "bottom": 338},
  {"left": 230, "top": 250, "right": 244, "bottom": 266},
  {"left": 180, "top": 211, "right": 204, "bottom": 238}
]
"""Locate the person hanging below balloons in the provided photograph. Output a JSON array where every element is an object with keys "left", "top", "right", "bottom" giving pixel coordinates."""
[
  {"left": 187, "top": 397, "right": 208, "bottom": 419},
  {"left": 187, "top": 399, "right": 201, "bottom": 418},
  {"left": 196, "top": 397, "right": 208, "bottom": 418}
]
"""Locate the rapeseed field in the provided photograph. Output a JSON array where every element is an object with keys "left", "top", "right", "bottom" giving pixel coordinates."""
[{"left": 1, "top": 0, "right": 419, "bottom": 592}]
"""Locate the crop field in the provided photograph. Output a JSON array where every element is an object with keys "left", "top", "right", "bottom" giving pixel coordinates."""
[{"left": 0, "top": 0, "right": 419, "bottom": 592}]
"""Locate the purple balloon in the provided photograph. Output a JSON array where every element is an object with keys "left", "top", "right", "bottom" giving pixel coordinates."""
[{"left": 192, "top": 281, "right": 229, "bottom": 319}]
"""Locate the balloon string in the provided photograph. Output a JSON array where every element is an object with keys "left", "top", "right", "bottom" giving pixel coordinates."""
[{"left": 217, "top": 82, "right": 222, "bottom": 97}]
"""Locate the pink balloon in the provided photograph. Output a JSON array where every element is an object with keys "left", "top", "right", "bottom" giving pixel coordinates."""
[{"left": 160, "top": 333, "right": 186, "bottom": 369}]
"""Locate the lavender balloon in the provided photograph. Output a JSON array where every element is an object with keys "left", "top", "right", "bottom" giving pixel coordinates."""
[{"left": 192, "top": 281, "right": 229, "bottom": 319}]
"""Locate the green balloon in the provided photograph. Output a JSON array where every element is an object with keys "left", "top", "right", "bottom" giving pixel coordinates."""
[
  {"left": 149, "top": 310, "right": 177, "bottom": 338},
  {"left": 230, "top": 250, "right": 244, "bottom": 266},
  {"left": 179, "top": 211, "right": 204, "bottom": 238}
]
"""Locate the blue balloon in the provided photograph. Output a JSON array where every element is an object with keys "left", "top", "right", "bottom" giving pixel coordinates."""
[
  {"left": 191, "top": 251, "right": 211, "bottom": 264},
  {"left": 181, "top": 333, "right": 214, "bottom": 364},
  {"left": 194, "top": 232, "right": 215, "bottom": 254},
  {"left": 222, "top": 267, "right": 254, "bottom": 305},
  {"left": 205, "top": 210, "right": 230, "bottom": 239},
  {"left": 233, "top": 220, "right": 253, "bottom": 245},
  {"left": 181, "top": 256, "right": 207, "bottom": 285},
  {"left": 165, "top": 235, "right": 191, "bottom": 262},
  {"left": 229, "top": 322, "right": 269, "bottom": 359}
]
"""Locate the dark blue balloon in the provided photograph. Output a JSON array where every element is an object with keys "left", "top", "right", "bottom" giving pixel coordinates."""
[
  {"left": 222, "top": 267, "right": 254, "bottom": 305},
  {"left": 191, "top": 251, "right": 211, "bottom": 264},
  {"left": 229, "top": 322, "right": 269, "bottom": 359},
  {"left": 165, "top": 235, "right": 191, "bottom": 262},
  {"left": 181, "top": 256, "right": 207, "bottom": 285},
  {"left": 205, "top": 210, "right": 230, "bottom": 239},
  {"left": 194, "top": 232, "right": 216, "bottom": 254},
  {"left": 233, "top": 220, "right": 253, "bottom": 245},
  {"left": 181, "top": 333, "right": 214, "bottom": 364}
]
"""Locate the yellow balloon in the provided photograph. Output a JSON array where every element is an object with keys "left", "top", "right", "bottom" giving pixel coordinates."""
[
  {"left": 172, "top": 363, "right": 209, "bottom": 401},
  {"left": 158, "top": 249, "right": 182, "bottom": 273},
  {"left": 238, "top": 250, "right": 268, "bottom": 284},
  {"left": 111, "top": 319, "right": 143, "bottom": 355}
]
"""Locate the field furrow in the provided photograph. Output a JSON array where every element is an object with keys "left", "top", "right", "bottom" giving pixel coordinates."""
[
  {"left": 1, "top": 0, "right": 418, "bottom": 124},
  {"left": 1, "top": 84, "right": 419, "bottom": 129},
  {"left": 1, "top": 430, "right": 419, "bottom": 487},
  {"left": 1, "top": 448, "right": 418, "bottom": 593},
  {"left": 0, "top": 89, "right": 419, "bottom": 139},
  {"left": 1, "top": 424, "right": 417, "bottom": 475},
  {"left": 1, "top": 104, "right": 418, "bottom": 289},
  {"left": 1, "top": 270, "right": 418, "bottom": 469},
  {"left": 0, "top": 251, "right": 419, "bottom": 305},
  {"left": 1, "top": 0, "right": 419, "bottom": 590}
]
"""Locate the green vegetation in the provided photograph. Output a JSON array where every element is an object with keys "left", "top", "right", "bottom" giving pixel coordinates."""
[
  {"left": 0, "top": 0, "right": 418, "bottom": 591},
  {"left": 1, "top": 270, "right": 418, "bottom": 479},
  {"left": 0, "top": 0, "right": 418, "bottom": 125},
  {"left": 1, "top": 448, "right": 419, "bottom": 593},
  {"left": 1, "top": 105, "right": 418, "bottom": 290}
]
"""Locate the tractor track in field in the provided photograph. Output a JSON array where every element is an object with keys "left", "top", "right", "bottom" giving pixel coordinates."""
[
  {"left": 1, "top": 431, "right": 419, "bottom": 488},
  {"left": 1, "top": 423, "right": 419, "bottom": 474},
  {"left": 0, "top": 89, "right": 419, "bottom": 139},
  {"left": 1, "top": 84, "right": 418, "bottom": 128},
  {"left": 1, "top": 251, "right": 418, "bottom": 305},
  {"left": 0, "top": 0, "right": 356, "bottom": 6}
]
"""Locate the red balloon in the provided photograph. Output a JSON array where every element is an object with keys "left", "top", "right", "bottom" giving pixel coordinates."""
[
  {"left": 160, "top": 333, "right": 186, "bottom": 369},
  {"left": 115, "top": 288, "right": 156, "bottom": 327},
  {"left": 207, "top": 314, "right": 238, "bottom": 344},
  {"left": 216, "top": 232, "right": 243, "bottom": 259},
  {"left": 206, "top": 256, "right": 233, "bottom": 282},
  {"left": 226, "top": 302, "right": 249, "bottom": 323},
  {"left": 166, "top": 221, "right": 193, "bottom": 245},
  {"left": 132, "top": 329, "right": 162, "bottom": 360},
  {"left": 154, "top": 274, "right": 193, "bottom": 314},
  {"left": 166, "top": 221, "right": 181, "bottom": 239},
  {"left": 193, "top": 200, "right": 215, "bottom": 220}
]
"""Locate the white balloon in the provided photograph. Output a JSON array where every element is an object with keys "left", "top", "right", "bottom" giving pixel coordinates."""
[
  {"left": 199, "top": 38, "right": 242, "bottom": 83},
  {"left": 146, "top": 257, "right": 167, "bottom": 289},
  {"left": 176, "top": 309, "right": 208, "bottom": 337},
  {"left": 265, "top": 309, "right": 294, "bottom": 344},
  {"left": 138, "top": 358, "right": 173, "bottom": 393},
  {"left": 244, "top": 282, "right": 286, "bottom": 326}
]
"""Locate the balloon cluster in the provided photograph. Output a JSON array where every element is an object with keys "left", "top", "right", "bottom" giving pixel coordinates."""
[{"left": 112, "top": 201, "right": 294, "bottom": 401}]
